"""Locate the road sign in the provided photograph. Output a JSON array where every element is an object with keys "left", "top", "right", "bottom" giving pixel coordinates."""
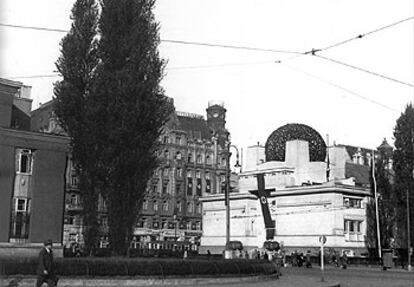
[{"left": 319, "top": 235, "right": 327, "bottom": 245}]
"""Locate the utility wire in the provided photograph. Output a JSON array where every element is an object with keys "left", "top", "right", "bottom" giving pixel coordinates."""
[
  {"left": 319, "top": 16, "right": 414, "bottom": 52},
  {"left": 282, "top": 63, "right": 400, "bottom": 113},
  {"left": 167, "top": 61, "right": 274, "bottom": 70},
  {"left": 162, "top": 39, "right": 301, "bottom": 54},
  {"left": 276, "top": 16, "right": 414, "bottom": 63},
  {"left": 0, "top": 23, "right": 68, "bottom": 33},
  {"left": 7, "top": 74, "right": 60, "bottom": 80},
  {"left": 6, "top": 61, "right": 275, "bottom": 79},
  {"left": 314, "top": 54, "right": 414, "bottom": 88},
  {"left": 0, "top": 23, "right": 301, "bottom": 55}
]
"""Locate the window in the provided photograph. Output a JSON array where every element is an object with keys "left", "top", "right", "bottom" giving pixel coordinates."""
[
  {"left": 163, "top": 136, "right": 169, "bottom": 144},
  {"left": 177, "top": 201, "right": 182, "bottom": 212},
  {"left": 162, "top": 220, "right": 168, "bottom": 229},
  {"left": 221, "top": 157, "right": 227, "bottom": 167},
  {"left": 175, "top": 183, "right": 181, "bottom": 195},
  {"left": 196, "top": 221, "right": 201, "bottom": 230},
  {"left": 187, "top": 202, "right": 193, "bottom": 213},
  {"left": 152, "top": 185, "right": 158, "bottom": 193},
  {"left": 196, "top": 203, "right": 202, "bottom": 214},
  {"left": 176, "top": 152, "right": 182, "bottom": 160},
  {"left": 162, "top": 183, "right": 168, "bottom": 194},
  {"left": 206, "top": 155, "right": 212, "bottom": 165},
  {"left": 163, "top": 201, "right": 168, "bottom": 212},
  {"left": 143, "top": 200, "right": 148, "bottom": 210},
  {"left": 153, "top": 201, "right": 158, "bottom": 211},
  {"left": 188, "top": 153, "right": 193, "bottom": 163},
  {"left": 163, "top": 168, "right": 169, "bottom": 177},
  {"left": 175, "top": 136, "right": 181, "bottom": 145},
  {"left": 344, "top": 197, "right": 362, "bottom": 208},
  {"left": 205, "top": 172, "right": 210, "bottom": 180},
  {"left": 71, "top": 174, "right": 78, "bottom": 186},
  {"left": 196, "top": 170, "right": 201, "bottom": 178},
  {"left": 10, "top": 198, "right": 31, "bottom": 239},
  {"left": 164, "top": 150, "right": 169, "bottom": 159},
  {"left": 176, "top": 168, "right": 182, "bottom": 177},
  {"left": 101, "top": 217, "right": 108, "bottom": 227},
  {"left": 344, "top": 219, "right": 363, "bottom": 233},
  {"left": 196, "top": 154, "right": 203, "bottom": 164},
  {"left": 18, "top": 149, "right": 33, "bottom": 174}
]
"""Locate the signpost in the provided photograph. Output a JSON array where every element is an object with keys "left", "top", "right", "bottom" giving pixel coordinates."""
[{"left": 319, "top": 235, "right": 327, "bottom": 282}]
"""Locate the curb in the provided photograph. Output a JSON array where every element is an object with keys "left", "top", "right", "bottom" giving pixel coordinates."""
[
  {"left": 1, "top": 274, "right": 280, "bottom": 287},
  {"left": 0, "top": 275, "right": 341, "bottom": 287}
]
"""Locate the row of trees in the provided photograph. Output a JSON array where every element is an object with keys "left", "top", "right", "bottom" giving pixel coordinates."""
[
  {"left": 54, "top": 0, "right": 171, "bottom": 255},
  {"left": 367, "top": 104, "right": 414, "bottom": 255}
]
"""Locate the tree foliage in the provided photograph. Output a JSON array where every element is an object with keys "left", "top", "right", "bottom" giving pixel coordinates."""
[
  {"left": 393, "top": 104, "right": 414, "bottom": 249},
  {"left": 54, "top": 0, "right": 100, "bottom": 255},
  {"left": 55, "top": 0, "right": 171, "bottom": 255}
]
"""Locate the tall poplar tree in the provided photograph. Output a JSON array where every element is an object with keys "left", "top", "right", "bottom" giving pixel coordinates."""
[
  {"left": 93, "top": 0, "right": 171, "bottom": 255},
  {"left": 393, "top": 104, "right": 414, "bottom": 250},
  {"left": 54, "top": 0, "right": 101, "bottom": 255}
]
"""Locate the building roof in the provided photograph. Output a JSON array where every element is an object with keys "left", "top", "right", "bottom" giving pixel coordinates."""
[
  {"left": 377, "top": 138, "right": 393, "bottom": 150},
  {"left": 176, "top": 112, "right": 211, "bottom": 140},
  {"left": 345, "top": 162, "right": 370, "bottom": 187}
]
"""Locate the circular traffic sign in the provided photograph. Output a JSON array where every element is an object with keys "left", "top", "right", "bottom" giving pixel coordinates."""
[{"left": 319, "top": 235, "right": 327, "bottom": 245}]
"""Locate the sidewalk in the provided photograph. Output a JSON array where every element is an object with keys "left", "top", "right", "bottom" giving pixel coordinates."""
[{"left": 1, "top": 274, "right": 340, "bottom": 287}]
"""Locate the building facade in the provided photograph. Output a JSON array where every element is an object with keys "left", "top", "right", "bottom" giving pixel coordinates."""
[
  {"left": 200, "top": 123, "right": 376, "bottom": 256},
  {"left": 30, "top": 99, "right": 231, "bottom": 249},
  {"left": 0, "top": 79, "right": 69, "bottom": 258}
]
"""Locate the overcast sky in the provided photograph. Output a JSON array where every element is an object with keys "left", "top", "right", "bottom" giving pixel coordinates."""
[{"left": 1, "top": 0, "right": 413, "bottom": 159}]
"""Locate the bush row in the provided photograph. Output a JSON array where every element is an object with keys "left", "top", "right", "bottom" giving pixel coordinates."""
[{"left": 0, "top": 258, "right": 277, "bottom": 277}]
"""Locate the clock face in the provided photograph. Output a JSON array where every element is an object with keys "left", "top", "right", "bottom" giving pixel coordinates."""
[{"left": 212, "top": 112, "right": 219, "bottom": 118}]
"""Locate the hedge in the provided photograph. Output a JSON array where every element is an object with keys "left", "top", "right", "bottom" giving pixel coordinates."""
[{"left": 0, "top": 258, "right": 278, "bottom": 277}]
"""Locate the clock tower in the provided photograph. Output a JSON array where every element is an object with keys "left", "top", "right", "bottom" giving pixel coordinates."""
[{"left": 206, "top": 101, "right": 228, "bottom": 148}]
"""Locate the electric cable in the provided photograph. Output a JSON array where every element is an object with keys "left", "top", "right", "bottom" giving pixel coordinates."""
[
  {"left": 282, "top": 63, "right": 400, "bottom": 113},
  {"left": 314, "top": 54, "right": 413, "bottom": 88}
]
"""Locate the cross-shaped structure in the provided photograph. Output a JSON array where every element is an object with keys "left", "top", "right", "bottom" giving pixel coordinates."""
[{"left": 249, "top": 173, "right": 276, "bottom": 240}]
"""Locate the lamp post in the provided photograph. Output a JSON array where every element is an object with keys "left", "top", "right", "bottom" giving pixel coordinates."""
[
  {"left": 225, "top": 136, "right": 241, "bottom": 245},
  {"left": 173, "top": 214, "right": 177, "bottom": 241}
]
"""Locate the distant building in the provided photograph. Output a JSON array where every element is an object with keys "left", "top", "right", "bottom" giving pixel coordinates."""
[
  {"left": 200, "top": 123, "right": 378, "bottom": 256},
  {"left": 31, "top": 99, "right": 231, "bottom": 248},
  {"left": 0, "top": 78, "right": 69, "bottom": 258}
]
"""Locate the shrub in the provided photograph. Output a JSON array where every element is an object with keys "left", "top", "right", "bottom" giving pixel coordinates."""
[{"left": 189, "top": 260, "right": 217, "bottom": 276}]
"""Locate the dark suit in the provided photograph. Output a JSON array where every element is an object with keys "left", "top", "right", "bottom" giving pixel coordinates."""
[{"left": 36, "top": 247, "right": 57, "bottom": 287}]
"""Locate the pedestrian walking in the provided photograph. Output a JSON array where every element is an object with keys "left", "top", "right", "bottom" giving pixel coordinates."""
[
  {"left": 305, "top": 250, "right": 312, "bottom": 268},
  {"left": 36, "top": 239, "right": 58, "bottom": 287},
  {"left": 341, "top": 252, "right": 348, "bottom": 269}
]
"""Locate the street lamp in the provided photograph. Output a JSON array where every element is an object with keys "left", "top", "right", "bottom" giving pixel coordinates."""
[
  {"left": 225, "top": 135, "right": 241, "bottom": 245},
  {"left": 173, "top": 214, "right": 177, "bottom": 241}
]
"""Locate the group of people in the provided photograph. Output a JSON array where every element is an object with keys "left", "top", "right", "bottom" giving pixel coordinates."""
[{"left": 291, "top": 250, "right": 312, "bottom": 268}]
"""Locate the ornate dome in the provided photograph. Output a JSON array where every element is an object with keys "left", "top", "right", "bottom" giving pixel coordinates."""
[{"left": 265, "top": 123, "right": 326, "bottom": 162}]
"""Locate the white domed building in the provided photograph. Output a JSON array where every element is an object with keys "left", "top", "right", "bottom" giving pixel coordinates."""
[{"left": 200, "top": 123, "right": 373, "bottom": 256}]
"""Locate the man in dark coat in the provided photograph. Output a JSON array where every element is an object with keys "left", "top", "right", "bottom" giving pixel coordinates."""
[{"left": 36, "top": 239, "right": 58, "bottom": 287}]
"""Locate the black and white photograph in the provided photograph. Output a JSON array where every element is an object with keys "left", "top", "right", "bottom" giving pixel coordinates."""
[{"left": 0, "top": 1, "right": 413, "bottom": 286}]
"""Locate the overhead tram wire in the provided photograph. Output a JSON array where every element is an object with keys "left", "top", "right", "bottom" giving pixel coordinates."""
[
  {"left": 319, "top": 16, "right": 414, "bottom": 52},
  {"left": 0, "top": 23, "right": 301, "bottom": 55},
  {"left": 282, "top": 63, "right": 400, "bottom": 113},
  {"left": 314, "top": 54, "right": 414, "bottom": 88},
  {"left": 6, "top": 61, "right": 276, "bottom": 79},
  {"left": 275, "top": 16, "right": 414, "bottom": 64}
]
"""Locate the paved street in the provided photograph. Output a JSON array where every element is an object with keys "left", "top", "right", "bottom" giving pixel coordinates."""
[
  {"left": 177, "top": 267, "right": 414, "bottom": 287},
  {"left": 3, "top": 266, "right": 414, "bottom": 287}
]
